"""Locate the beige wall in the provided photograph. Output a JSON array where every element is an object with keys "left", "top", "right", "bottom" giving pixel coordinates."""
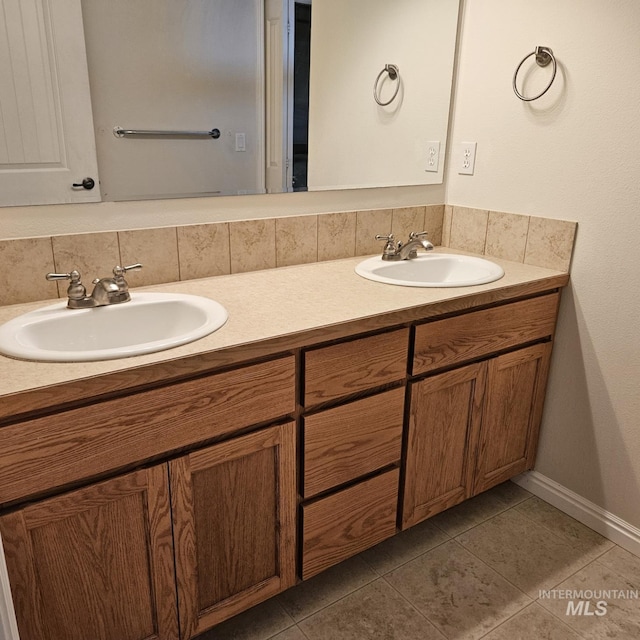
[{"left": 447, "top": 0, "right": 640, "bottom": 528}]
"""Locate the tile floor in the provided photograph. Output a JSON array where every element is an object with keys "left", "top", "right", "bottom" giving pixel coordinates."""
[{"left": 197, "top": 482, "right": 640, "bottom": 640}]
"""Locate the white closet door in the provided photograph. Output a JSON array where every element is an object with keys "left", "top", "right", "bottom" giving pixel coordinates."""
[{"left": 0, "top": 0, "right": 100, "bottom": 205}]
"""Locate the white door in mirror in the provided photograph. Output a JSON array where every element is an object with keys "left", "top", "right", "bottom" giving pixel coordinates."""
[
  {"left": 355, "top": 254, "right": 504, "bottom": 288},
  {"left": 0, "top": 293, "right": 228, "bottom": 362}
]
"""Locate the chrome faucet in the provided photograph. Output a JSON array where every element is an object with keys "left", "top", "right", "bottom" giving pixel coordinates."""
[
  {"left": 375, "top": 232, "right": 434, "bottom": 261},
  {"left": 46, "top": 264, "right": 143, "bottom": 309}
]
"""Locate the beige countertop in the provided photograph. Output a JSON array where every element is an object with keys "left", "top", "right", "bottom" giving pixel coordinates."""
[{"left": 0, "top": 249, "right": 568, "bottom": 419}]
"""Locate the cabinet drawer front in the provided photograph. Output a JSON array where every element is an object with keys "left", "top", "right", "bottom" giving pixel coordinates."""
[
  {"left": 413, "top": 293, "right": 559, "bottom": 375},
  {"left": 0, "top": 356, "right": 295, "bottom": 506},
  {"left": 304, "top": 328, "right": 409, "bottom": 406},
  {"left": 303, "top": 388, "right": 404, "bottom": 498},
  {"left": 302, "top": 469, "right": 399, "bottom": 580}
]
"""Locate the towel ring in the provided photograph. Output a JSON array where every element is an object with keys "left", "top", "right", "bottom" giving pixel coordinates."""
[
  {"left": 374, "top": 64, "right": 401, "bottom": 106},
  {"left": 513, "top": 46, "right": 557, "bottom": 102}
]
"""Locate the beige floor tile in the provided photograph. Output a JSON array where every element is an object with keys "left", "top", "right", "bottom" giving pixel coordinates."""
[
  {"left": 277, "top": 556, "right": 377, "bottom": 622},
  {"left": 515, "top": 497, "right": 613, "bottom": 558},
  {"left": 195, "top": 598, "right": 294, "bottom": 640},
  {"left": 386, "top": 539, "right": 531, "bottom": 640},
  {"left": 431, "top": 481, "right": 531, "bottom": 537},
  {"left": 456, "top": 509, "right": 600, "bottom": 597},
  {"left": 271, "top": 626, "right": 308, "bottom": 640},
  {"left": 482, "top": 603, "right": 583, "bottom": 640},
  {"left": 299, "top": 579, "right": 445, "bottom": 640},
  {"left": 537, "top": 559, "right": 640, "bottom": 639},
  {"left": 359, "top": 518, "right": 449, "bottom": 575},
  {"left": 596, "top": 545, "right": 640, "bottom": 588}
]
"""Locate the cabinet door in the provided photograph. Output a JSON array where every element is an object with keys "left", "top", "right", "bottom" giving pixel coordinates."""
[
  {"left": 402, "top": 363, "right": 485, "bottom": 529},
  {"left": 473, "top": 343, "right": 552, "bottom": 494},
  {"left": 0, "top": 467, "right": 178, "bottom": 640},
  {"left": 170, "top": 422, "right": 297, "bottom": 639}
]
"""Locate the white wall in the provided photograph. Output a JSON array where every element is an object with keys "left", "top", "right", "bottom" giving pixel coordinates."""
[
  {"left": 307, "top": 0, "right": 459, "bottom": 190},
  {"left": 447, "top": 0, "right": 640, "bottom": 529}
]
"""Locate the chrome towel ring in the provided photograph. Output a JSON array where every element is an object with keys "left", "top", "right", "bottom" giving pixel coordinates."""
[
  {"left": 374, "top": 64, "right": 401, "bottom": 106},
  {"left": 513, "top": 46, "right": 557, "bottom": 102}
]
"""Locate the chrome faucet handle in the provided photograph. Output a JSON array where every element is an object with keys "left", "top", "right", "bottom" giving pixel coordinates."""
[
  {"left": 46, "top": 270, "right": 80, "bottom": 282},
  {"left": 113, "top": 263, "right": 143, "bottom": 277},
  {"left": 375, "top": 233, "right": 398, "bottom": 256},
  {"left": 112, "top": 263, "right": 142, "bottom": 293},
  {"left": 46, "top": 269, "right": 87, "bottom": 300},
  {"left": 409, "top": 231, "right": 429, "bottom": 240}
]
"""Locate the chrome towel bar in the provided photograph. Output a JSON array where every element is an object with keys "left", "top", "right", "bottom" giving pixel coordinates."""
[{"left": 113, "top": 127, "right": 221, "bottom": 139}]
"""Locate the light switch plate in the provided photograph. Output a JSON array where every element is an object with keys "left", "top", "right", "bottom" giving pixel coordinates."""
[{"left": 457, "top": 142, "right": 477, "bottom": 175}]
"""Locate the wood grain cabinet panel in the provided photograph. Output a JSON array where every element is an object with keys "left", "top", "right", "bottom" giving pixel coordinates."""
[
  {"left": 302, "top": 469, "right": 399, "bottom": 580},
  {"left": 303, "top": 387, "right": 404, "bottom": 498},
  {"left": 0, "top": 467, "right": 178, "bottom": 640},
  {"left": 0, "top": 356, "right": 295, "bottom": 506},
  {"left": 413, "top": 293, "right": 559, "bottom": 375},
  {"left": 304, "top": 328, "right": 409, "bottom": 406},
  {"left": 402, "top": 363, "right": 485, "bottom": 529},
  {"left": 169, "top": 422, "right": 297, "bottom": 639},
  {"left": 473, "top": 343, "right": 552, "bottom": 494}
]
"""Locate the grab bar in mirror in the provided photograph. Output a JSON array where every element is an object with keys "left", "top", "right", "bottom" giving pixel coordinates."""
[{"left": 113, "top": 127, "right": 221, "bottom": 139}]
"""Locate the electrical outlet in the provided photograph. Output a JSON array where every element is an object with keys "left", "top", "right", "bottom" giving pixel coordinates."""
[
  {"left": 425, "top": 141, "right": 440, "bottom": 172},
  {"left": 457, "top": 142, "right": 477, "bottom": 175}
]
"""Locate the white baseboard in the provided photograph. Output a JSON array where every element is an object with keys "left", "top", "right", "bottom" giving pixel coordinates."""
[{"left": 513, "top": 471, "right": 640, "bottom": 558}]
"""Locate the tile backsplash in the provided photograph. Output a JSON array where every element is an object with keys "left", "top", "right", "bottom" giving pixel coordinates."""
[
  {"left": 0, "top": 204, "right": 576, "bottom": 307},
  {"left": 444, "top": 205, "right": 577, "bottom": 273}
]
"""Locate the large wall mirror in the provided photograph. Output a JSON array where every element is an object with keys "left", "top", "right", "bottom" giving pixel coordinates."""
[{"left": 0, "top": 0, "right": 460, "bottom": 206}]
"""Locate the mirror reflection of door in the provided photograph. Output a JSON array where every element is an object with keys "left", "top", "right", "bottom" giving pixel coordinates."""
[{"left": 291, "top": 1, "right": 311, "bottom": 191}]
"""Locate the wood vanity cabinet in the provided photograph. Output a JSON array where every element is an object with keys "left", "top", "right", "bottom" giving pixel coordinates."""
[
  {"left": 0, "top": 423, "right": 297, "bottom": 640},
  {"left": 402, "top": 294, "right": 559, "bottom": 529},
  {"left": 0, "top": 286, "right": 565, "bottom": 638}
]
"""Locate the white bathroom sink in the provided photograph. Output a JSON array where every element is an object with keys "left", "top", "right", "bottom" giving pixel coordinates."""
[
  {"left": 0, "top": 292, "right": 228, "bottom": 362},
  {"left": 355, "top": 253, "right": 504, "bottom": 287}
]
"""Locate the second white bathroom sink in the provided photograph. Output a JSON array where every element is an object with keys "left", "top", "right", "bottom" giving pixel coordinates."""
[{"left": 355, "top": 253, "right": 505, "bottom": 288}]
